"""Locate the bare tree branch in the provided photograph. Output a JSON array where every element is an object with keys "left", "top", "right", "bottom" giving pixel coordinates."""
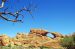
[
  {"left": 0, "top": 0, "right": 6, "bottom": 8},
  {"left": 0, "top": 7, "right": 34, "bottom": 23},
  {"left": 0, "top": 14, "right": 22, "bottom": 22},
  {"left": 0, "top": 0, "right": 35, "bottom": 23}
]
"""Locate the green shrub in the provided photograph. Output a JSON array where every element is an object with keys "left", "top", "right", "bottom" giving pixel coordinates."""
[{"left": 61, "top": 33, "right": 75, "bottom": 49}]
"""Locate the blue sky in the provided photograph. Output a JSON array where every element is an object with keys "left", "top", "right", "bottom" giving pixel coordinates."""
[{"left": 0, "top": 0, "right": 75, "bottom": 37}]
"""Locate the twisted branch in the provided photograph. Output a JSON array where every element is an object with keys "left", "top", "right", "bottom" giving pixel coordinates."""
[
  {"left": 0, "top": 0, "right": 35, "bottom": 23},
  {"left": 0, "top": 7, "right": 33, "bottom": 22}
]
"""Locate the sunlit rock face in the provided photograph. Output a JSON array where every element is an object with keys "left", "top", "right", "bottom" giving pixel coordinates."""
[
  {"left": 0, "top": 35, "right": 10, "bottom": 46},
  {"left": 16, "top": 33, "right": 27, "bottom": 39},
  {"left": 50, "top": 32, "right": 64, "bottom": 38},
  {"left": 29, "top": 29, "right": 49, "bottom": 36},
  {"left": 0, "top": 29, "right": 64, "bottom": 48}
]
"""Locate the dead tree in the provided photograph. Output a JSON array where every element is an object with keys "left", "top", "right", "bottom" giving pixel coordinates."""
[
  {"left": 0, "top": 8, "right": 33, "bottom": 22},
  {"left": 0, "top": 0, "right": 34, "bottom": 23}
]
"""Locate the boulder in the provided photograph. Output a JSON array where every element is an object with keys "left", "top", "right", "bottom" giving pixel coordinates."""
[
  {"left": 29, "top": 29, "right": 49, "bottom": 36},
  {"left": 16, "top": 33, "right": 26, "bottom": 39},
  {"left": 0, "top": 29, "right": 64, "bottom": 49},
  {"left": 50, "top": 32, "right": 63, "bottom": 38},
  {"left": 42, "top": 40, "right": 62, "bottom": 48},
  {"left": 0, "top": 35, "right": 10, "bottom": 46}
]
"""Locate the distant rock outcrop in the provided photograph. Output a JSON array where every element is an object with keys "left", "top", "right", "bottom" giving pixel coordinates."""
[{"left": 0, "top": 29, "right": 64, "bottom": 48}]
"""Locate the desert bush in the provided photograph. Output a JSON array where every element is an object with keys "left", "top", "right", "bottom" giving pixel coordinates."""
[
  {"left": 39, "top": 46, "right": 63, "bottom": 49},
  {"left": 61, "top": 33, "right": 75, "bottom": 49}
]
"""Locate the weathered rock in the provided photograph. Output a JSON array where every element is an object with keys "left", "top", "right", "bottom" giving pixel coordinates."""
[
  {"left": 16, "top": 33, "right": 26, "bottom": 39},
  {"left": 0, "top": 36, "right": 3, "bottom": 46},
  {"left": 42, "top": 40, "right": 62, "bottom": 48},
  {"left": 29, "top": 29, "right": 49, "bottom": 36},
  {"left": 50, "top": 32, "right": 63, "bottom": 38},
  {"left": 0, "top": 29, "right": 64, "bottom": 49},
  {"left": 0, "top": 35, "right": 10, "bottom": 46}
]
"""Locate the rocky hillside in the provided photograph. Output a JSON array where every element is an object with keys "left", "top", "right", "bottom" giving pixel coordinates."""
[{"left": 0, "top": 29, "right": 64, "bottom": 49}]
